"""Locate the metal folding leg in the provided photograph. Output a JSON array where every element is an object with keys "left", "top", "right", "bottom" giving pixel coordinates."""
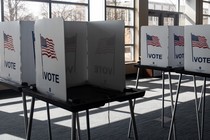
[
  {"left": 162, "top": 71, "right": 165, "bottom": 128},
  {"left": 168, "top": 73, "right": 182, "bottom": 140},
  {"left": 198, "top": 78, "right": 205, "bottom": 112},
  {"left": 135, "top": 67, "right": 140, "bottom": 88},
  {"left": 71, "top": 112, "right": 77, "bottom": 140},
  {"left": 46, "top": 104, "right": 81, "bottom": 140},
  {"left": 168, "top": 72, "right": 176, "bottom": 140},
  {"left": 86, "top": 110, "right": 91, "bottom": 140},
  {"left": 22, "top": 92, "right": 28, "bottom": 135},
  {"left": 26, "top": 97, "right": 36, "bottom": 140},
  {"left": 46, "top": 103, "right": 52, "bottom": 140},
  {"left": 76, "top": 113, "right": 81, "bottom": 140},
  {"left": 128, "top": 99, "right": 138, "bottom": 140},
  {"left": 127, "top": 99, "right": 136, "bottom": 138},
  {"left": 201, "top": 77, "right": 206, "bottom": 140},
  {"left": 127, "top": 67, "right": 140, "bottom": 138},
  {"left": 193, "top": 76, "right": 201, "bottom": 140},
  {"left": 23, "top": 94, "right": 53, "bottom": 140}
]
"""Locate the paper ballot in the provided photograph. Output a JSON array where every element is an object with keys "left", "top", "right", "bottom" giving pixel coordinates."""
[{"left": 35, "top": 18, "right": 125, "bottom": 101}]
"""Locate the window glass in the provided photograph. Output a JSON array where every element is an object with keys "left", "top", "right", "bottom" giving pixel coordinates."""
[
  {"left": 125, "top": 27, "right": 134, "bottom": 61},
  {"left": 203, "top": 15, "right": 210, "bottom": 24},
  {"left": 203, "top": 2, "right": 210, "bottom": 15},
  {"left": 164, "top": 17, "right": 174, "bottom": 25},
  {"left": 125, "top": 27, "right": 133, "bottom": 44},
  {"left": 106, "top": 8, "right": 134, "bottom": 26},
  {"left": 125, "top": 46, "right": 133, "bottom": 62},
  {"left": 148, "top": 16, "right": 159, "bottom": 25},
  {"left": 52, "top": 0, "right": 88, "bottom": 3},
  {"left": 149, "top": 0, "right": 178, "bottom": 12},
  {"left": 51, "top": 3, "right": 88, "bottom": 21},
  {"left": 106, "top": 0, "right": 135, "bottom": 62},
  {"left": 3, "top": 0, "right": 88, "bottom": 21},
  {"left": 203, "top": 1, "right": 210, "bottom": 24},
  {"left": 106, "top": 0, "right": 133, "bottom": 8},
  {"left": 4, "top": 0, "right": 48, "bottom": 21}
]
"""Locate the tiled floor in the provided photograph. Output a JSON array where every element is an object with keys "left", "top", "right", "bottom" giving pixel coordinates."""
[{"left": 0, "top": 73, "right": 210, "bottom": 140}]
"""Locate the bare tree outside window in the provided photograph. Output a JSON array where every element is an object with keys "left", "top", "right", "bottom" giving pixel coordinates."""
[
  {"left": 106, "top": 0, "right": 134, "bottom": 61},
  {"left": 3, "top": 0, "right": 87, "bottom": 21},
  {"left": 41, "top": 3, "right": 87, "bottom": 21},
  {"left": 4, "top": 0, "right": 34, "bottom": 21}
]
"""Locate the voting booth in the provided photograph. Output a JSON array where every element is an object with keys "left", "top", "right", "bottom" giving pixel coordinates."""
[
  {"left": 185, "top": 25, "right": 210, "bottom": 74},
  {"left": 34, "top": 18, "right": 125, "bottom": 101},
  {"left": 0, "top": 21, "right": 35, "bottom": 85},
  {"left": 141, "top": 26, "right": 184, "bottom": 68}
]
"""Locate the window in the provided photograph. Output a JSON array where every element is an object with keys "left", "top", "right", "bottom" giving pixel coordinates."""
[
  {"left": 106, "top": 0, "right": 135, "bottom": 62},
  {"left": 51, "top": 3, "right": 88, "bottom": 21},
  {"left": 148, "top": 0, "right": 177, "bottom": 12},
  {"left": 2, "top": 0, "right": 88, "bottom": 21},
  {"left": 203, "top": 1, "right": 210, "bottom": 24}
]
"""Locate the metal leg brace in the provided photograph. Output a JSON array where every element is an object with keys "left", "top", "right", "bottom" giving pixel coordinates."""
[
  {"left": 26, "top": 97, "right": 36, "bottom": 140},
  {"left": 168, "top": 72, "right": 176, "bottom": 140},
  {"left": 193, "top": 76, "right": 201, "bottom": 140},
  {"left": 128, "top": 99, "right": 138, "bottom": 140},
  {"left": 46, "top": 103, "right": 52, "bottom": 140},
  {"left": 168, "top": 73, "right": 182, "bottom": 140}
]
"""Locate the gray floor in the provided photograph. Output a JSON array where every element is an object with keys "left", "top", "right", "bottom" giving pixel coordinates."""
[{"left": 1, "top": 72, "right": 210, "bottom": 140}]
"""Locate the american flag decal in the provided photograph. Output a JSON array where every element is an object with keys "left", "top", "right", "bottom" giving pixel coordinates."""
[
  {"left": 4, "top": 33, "right": 15, "bottom": 51},
  {"left": 174, "top": 34, "right": 184, "bottom": 46},
  {"left": 40, "top": 35, "right": 57, "bottom": 60},
  {"left": 146, "top": 34, "right": 161, "bottom": 47},
  {"left": 191, "top": 34, "right": 209, "bottom": 49}
]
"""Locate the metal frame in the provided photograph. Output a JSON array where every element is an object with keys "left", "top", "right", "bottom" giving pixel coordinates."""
[
  {"left": 168, "top": 74, "right": 206, "bottom": 140},
  {"left": 132, "top": 66, "right": 176, "bottom": 139},
  {"left": 23, "top": 93, "right": 141, "bottom": 140}
]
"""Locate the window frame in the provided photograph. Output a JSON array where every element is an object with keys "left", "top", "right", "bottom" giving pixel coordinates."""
[
  {"left": 105, "top": 0, "right": 135, "bottom": 62},
  {"left": 203, "top": 0, "right": 210, "bottom": 24}
]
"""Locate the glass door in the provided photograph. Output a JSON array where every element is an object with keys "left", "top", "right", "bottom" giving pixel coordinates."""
[{"left": 148, "top": 9, "right": 179, "bottom": 26}]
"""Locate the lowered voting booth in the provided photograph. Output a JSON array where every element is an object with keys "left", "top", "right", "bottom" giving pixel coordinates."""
[
  {"left": 0, "top": 21, "right": 35, "bottom": 85},
  {"left": 21, "top": 17, "right": 145, "bottom": 140},
  {"left": 34, "top": 17, "right": 125, "bottom": 101}
]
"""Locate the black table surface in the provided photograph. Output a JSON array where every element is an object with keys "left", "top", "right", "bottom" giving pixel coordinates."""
[
  {"left": 22, "top": 85, "right": 145, "bottom": 112},
  {"left": 134, "top": 63, "right": 210, "bottom": 78},
  {"left": 134, "top": 63, "right": 174, "bottom": 72},
  {"left": 173, "top": 67, "right": 210, "bottom": 78},
  {"left": 0, "top": 78, "right": 27, "bottom": 92}
]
